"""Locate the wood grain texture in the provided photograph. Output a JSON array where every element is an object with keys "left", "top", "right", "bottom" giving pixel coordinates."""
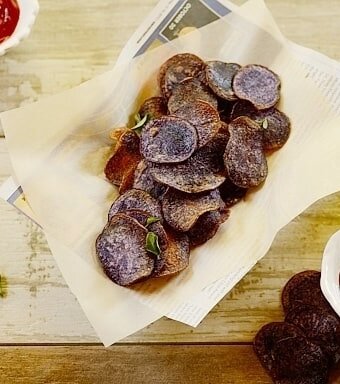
[
  {"left": 1, "top": 0, "right": 340, "bottom": 135},
  {"left": 0, "top": 346, "right": 338, "bottom": 384},
  {"left": 1, "top": 140, "right": 340, "bottom": 343}
]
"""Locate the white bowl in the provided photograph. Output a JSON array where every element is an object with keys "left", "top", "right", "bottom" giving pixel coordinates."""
[
  {"left": 321, "top": 230, "right": 340, "bottom": 316},
  {"left": 0, "top": 0, "right": 39, "bottom": 56}
]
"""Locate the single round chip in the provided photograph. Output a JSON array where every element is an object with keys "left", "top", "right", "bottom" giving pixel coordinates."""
[
  {"left": 285, "top": 305, "right": 340, "bottom": 362},
  {"left": 187, "top": 208, "right": 229, "bottom": 248},
  {"left": 108, "top": 189, "right": 162, "bottom": 222},
  {"left": 140, "top": 116, "right": 198, "bottom": 163},
  {"left": 162, "top": 188, "right": 223, "bottom": 232},
  {"left": 233, "top": 64, "right": 281, "bottom": 110},
  {"left": 150, "top": 134, "right": 228, "bottom": 193},
  {"left": 105, "top": 129, "right": 141, "bottom": 185},
  {"left": 205, "top": 61, "right": 241, "bottom": 101},
  {"left": 224, "top": 116, "right": 268, "bottom": 188},
  {"left": 173, "top": 100, "right": 221, "bottom": 148},
  {"left": 167, "top": 78, "right": 218, "bottom": 114},
  {"left": 153, "top": 229, "right": 190, "bottom": 278},
  {"left": 133, "top": 160, "right": 168, "bottom": 199},
  {"left": 159, "top": 53, "right": 205, "bottom": 98},
  {"left": 96, "top": 214, "right": 154, "bottom": 286},
  {"left": 254, "top": 322, "right": 328, "bottom": 382},
  {"left": 139, "top": 97, "right": 168, "bottom": 120},
  {"left": 123, "top": 209, "right": 169, "bottom": 275},
  {"left": 281, "top": 271, "right": 336, "bottom": 316},
  {"left": 272, "top": 336, "right": 329, "bottom": 380},
  {"left": 231, "top": 101, "right": 291, "bottom": 151},
  {"left": 219, "top": 179, "right": 247, "bottom": 207}
]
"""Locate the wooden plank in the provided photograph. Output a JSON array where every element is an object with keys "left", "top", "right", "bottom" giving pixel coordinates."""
[
  {"left": 0, "top": 345, "right": 338, "bottom": 384},
  {"left": 1, "top": 138, "right": 340, "bottom": 343},
  {"left": 0, "top": 345, "right": 274, "bottom": 384},
  {"left": 0, "top": 0, "right": 158, "bottom": 129}
]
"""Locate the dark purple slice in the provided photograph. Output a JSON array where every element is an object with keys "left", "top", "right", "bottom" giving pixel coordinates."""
[
  {"left": 153, "top": 229, "right": 190, "bottom": 278},
  {"left": 187, "top": 208, "right": 229, "bottom": 248},
  {"left": 159, "top": 53, "right": 205, "bottom": 98},
  {"left": 150, "top": 133, "right": 228, "bottom": 193},
  {"left": 162, "top": 188, "right": 223, "bottom": 232},
  {"left": 233, "top": 64, "right": 281, "bottom": 110},
  {"left": 224, "top": 116, "right": 267, "bottom": 188},
  {"left": 167, "top": 77, "right": 218, "bottom": 114},
  {"left": 108, "top": 189, "right": 162, "bottom": 222},
  {"left": 231, "top": 101, "right": 291, "bottom": 151},
  {"left": 96, "top": 214, "right": 154, "bottom": 286},
  {"left": 173, "top": 100, "right": 221, "bottom": 148},
  {"left": 140, "top": 116, "right": 198, "bottom": 163},
  {"left": 133, "top": 160, "right": 168, "bottom": 199},
  {"left": 205, "top": 61, "right": 241, "bottom": 101}
]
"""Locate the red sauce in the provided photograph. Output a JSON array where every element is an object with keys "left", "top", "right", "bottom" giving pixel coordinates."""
[{"left": 0, "top": 0, "right": 20, "bottom": 43}]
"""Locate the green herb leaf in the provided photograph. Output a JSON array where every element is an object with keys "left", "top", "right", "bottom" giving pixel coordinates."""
[
  {"left": 262, "top": 118, "right": 269, "bottom": 129},
  {"left": 145, "top": 232, "right": 161, "bottom": 258},
  {"left": 0, "top": 274, "right": 8, "bottom": 299},
  {"left": 146, "top": 216, "right": 161, "bottom": 227},
  {"left": 131, "top": 113, "right": 148, "bottom": 135}
]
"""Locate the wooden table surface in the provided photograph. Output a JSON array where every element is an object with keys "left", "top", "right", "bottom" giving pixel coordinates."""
[{"left": 0, "top": 1, "right": 340, "bottom": 383}]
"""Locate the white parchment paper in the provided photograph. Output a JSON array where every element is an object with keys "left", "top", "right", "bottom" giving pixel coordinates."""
[{"left": 2, "top": 6, "right": 340, "bottom": 344}]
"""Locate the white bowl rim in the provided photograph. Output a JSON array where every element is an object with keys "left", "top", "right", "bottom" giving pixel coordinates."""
[
  {"left": 321, "top": 229, "right": 340, "bottom": 317},
  {"left": 0, "top": 0, "right": 39, "bottom": 55}
]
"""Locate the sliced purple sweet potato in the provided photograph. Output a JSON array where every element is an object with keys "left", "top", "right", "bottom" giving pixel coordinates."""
[
  {"left": 159, "top": 53, "right": 205, "bottom": 98},
  {"left": 167, "top": 77, "right": 218, "bottom": 114},
  {"left": 233, "top": 64, "right": 281, "bottom": 110},
  {"left": 140, "top": 116, "right": 198, "bottom": 163},
  {"left": 96, "top": 214, "right": 154, "bottom": 286},
  {"left": 224, "top": 116, "right": 267, "bottom": 188},
  {"left": 205, "top": 61, "right": 241, "bottom": 101},
  {"left": 108, "top": 189, "right": 162, "bottom": 222},
  {"left": 150, "top": 133, "right": 228, "bottom": 193},
  {"left": 162, "top": 188, "right": 223, "bottom": 232},
  {"left": 173, "top": 100, "right": 221, "bottom": 148}
]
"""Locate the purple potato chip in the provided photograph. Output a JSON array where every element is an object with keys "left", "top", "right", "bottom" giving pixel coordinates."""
[
  {"left": 105, "top": 129, "right": 141, "bottom": 185},
  {"left": 224, "top": 116, "right": 268, "bottom": 188},
  {"left": 108, "top": 189, "right": 162, "bottom": 222},
  {"left": 159, "top": 53, "right": 205, "bottom": 98},
  {"left": 139, "top": 96, "right": 168, "bottom": 120},
  {"left": 233, "top": 64, "right": 281, "bottom": 110},
  {"left": 123, "top": 209, "right": 169, "bottom": 275},
  {"left": 150, "top": 133, "right": 228, "bottom": 193},
  {"left": 133, "top": 160, "right": 168, "bottom": 199},
  {"left": 281, "top": 271, "right": 337, "bottom": 316},
  {"left": 219, "top": 178, "right": 247, "bottom": 208},
  {"left": 285, "top": 305, "right": 340, "bottom": 363},
  {"left": 153, "top": 229, "right": 190, "bottom": 278},
  {"left": 140, "top": 116, "right": 198, "bottom": 163},
  {"left": 96, "top": 214, "right": 154, "bottom": 286},
  {"left": 231, "top": 101, "right": 291, "bottom": 151},
  {"left": 254, "top": 322, "right": 329, "bottom": 382},
  {"left": 173, "top": 100, "right": 221, "bottom": 148},
  {"left": 187, "top": 208, "right": 229, "bottom": 248},
  {"left": 162, "top": 188, "right": 223, "bottom": 232},
  {"left": 205, "top": 61, "right": 241, "bottom": 101},
  {"left": 167, "top": 77, "right": 218, "bottom": 114},
  {"left": 272, "top": 336, "right": 329, "bottom": 380}
]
